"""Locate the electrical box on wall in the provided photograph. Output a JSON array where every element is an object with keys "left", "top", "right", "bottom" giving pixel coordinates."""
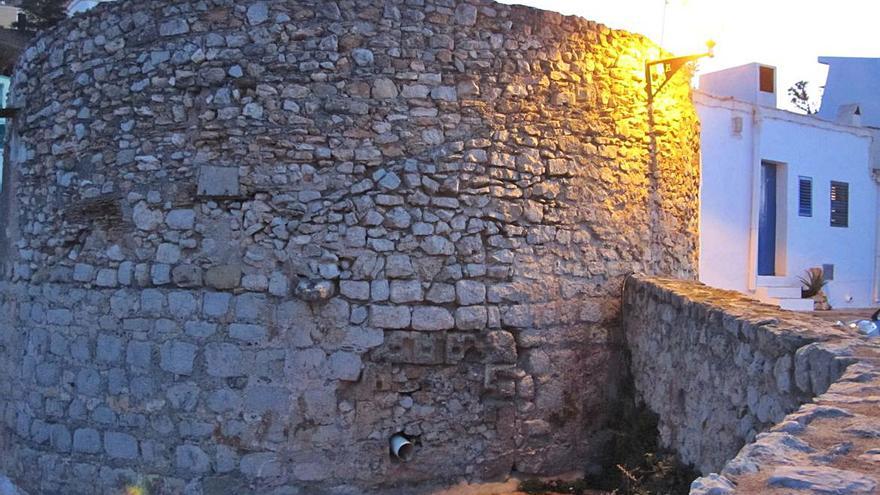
[
  {"left": 731, "top": 116, "right": 743, "bottom": 136},
  {"left": 823, "top": 264, "right": 835, "bottom": 281}
]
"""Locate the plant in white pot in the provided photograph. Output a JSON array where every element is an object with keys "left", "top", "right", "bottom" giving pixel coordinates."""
[{"left": 799, "top": 267, "right": 831, "bottom": 310}]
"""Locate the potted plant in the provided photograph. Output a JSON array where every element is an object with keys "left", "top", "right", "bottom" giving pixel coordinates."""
[{"left": 799, "top": 267, "right": 831, "bottom": 310}]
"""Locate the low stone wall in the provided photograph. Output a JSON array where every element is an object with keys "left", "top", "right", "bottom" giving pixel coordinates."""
[{"left": 624, "top": 276, "right": 880, "bottom": 494}]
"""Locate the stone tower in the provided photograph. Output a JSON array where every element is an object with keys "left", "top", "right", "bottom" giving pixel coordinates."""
[{"left": 0, "top": 0, "right": 699, "bottom": 493}]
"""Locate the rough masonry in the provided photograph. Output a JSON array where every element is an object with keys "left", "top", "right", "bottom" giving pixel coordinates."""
[
  {"left": 624, "top": 277, "right": 880, "bottom": 494},
  {"left": 0, "top": 0, "right": 700, "bottom": 493}
]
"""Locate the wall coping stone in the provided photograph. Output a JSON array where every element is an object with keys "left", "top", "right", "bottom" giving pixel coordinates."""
[{"left": 623, "top": 276, "right": 880, "bottom": 494}]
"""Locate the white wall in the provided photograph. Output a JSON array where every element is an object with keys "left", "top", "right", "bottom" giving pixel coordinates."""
[
  {"left": 761, "top": 117, "right": 876, "bottom": 307},
  {"left": 698, "top": 96, "right": 754, "bottom": 294},
  {"left": 818, "top": 57, "right": 880, "bottom": 128},
  {"left": 699, "top": 63, "right": 776, "bottom": 108},
  {"left": 697, "top": 91, "right": 878, "bottom": 308}
]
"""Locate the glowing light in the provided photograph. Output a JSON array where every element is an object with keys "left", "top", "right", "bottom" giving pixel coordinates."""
[
  {"left": 660, "top": 0, "right": 723, "bottom": 56},
  {"left": 125, "top": 485, "right": 146, "bottom": 495}
]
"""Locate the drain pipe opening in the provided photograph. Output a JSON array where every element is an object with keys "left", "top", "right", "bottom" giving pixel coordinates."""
[{"left": 389, "top": 434, "right": 414, "bottom": 461}]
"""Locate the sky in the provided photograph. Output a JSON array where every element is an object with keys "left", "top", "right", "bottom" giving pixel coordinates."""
[{"left": 496, "top": 0, "right": 880, "bottom": 112}]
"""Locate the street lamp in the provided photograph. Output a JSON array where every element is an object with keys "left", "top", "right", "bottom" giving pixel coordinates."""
[
  {"left": 646, "top": 40, "right": 715, "bottom": 104},
  {"left": 643, "top": 40, "right": 714, "bottom": 274}
]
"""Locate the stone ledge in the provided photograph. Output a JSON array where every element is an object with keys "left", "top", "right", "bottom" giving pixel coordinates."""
[
  {"left": 621, "top": 276, "right": 880, "bottom": 494},
  {"left": 693, "top": 343, "right": 880, "bottom": 494}
]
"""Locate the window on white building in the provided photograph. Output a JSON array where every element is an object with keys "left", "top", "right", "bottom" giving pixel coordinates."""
[
  {"left": 830, "top": 181, "right": 849, "bottom": 228},
  {"left": 798, "top": 176, "right": 812, "bottom": 217},
  {"left": 759, "top": 66, "right": 775, "bottom": 93}
]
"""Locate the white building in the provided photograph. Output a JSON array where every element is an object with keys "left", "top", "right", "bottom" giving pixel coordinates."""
[{"left": 697, "top": 62, "right": 879, "bottom": 310}]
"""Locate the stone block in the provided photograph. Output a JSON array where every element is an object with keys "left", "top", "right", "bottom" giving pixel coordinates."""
[
  {"left": 175, "top": 444, "right": 210, "bottom": 473},
  {"left": 72, "top": 428, "right": 101, "bottom": 454},
  {"left": 96, "top": 334, "right": 123, "bottom": 363},
  {"left": 385, "top": 254, "right": 414, "bottom": 278},
  {"left": 35, "top": 362, "right": 60, "bottom": 386},
  {"left": 456, "top": 280, "right": 486, "bottom": 305},
  {"left": 104, "top": 431, "right": 138, "bottom": 459},
  {"left": 185, "top": 321, "right": 217, "bottom": 339},
  {"left": 454, "top": 3, "right": 478, "bottom": 25},
  {"left": 49, "top": 423, "right": 71, "bottom": 452},
  {"left": 130, "top": 375, "right": 155, "bottom": 400},
  {"left": 95, "top": 269, "right": 118, "bottom": 287},
  {"left": 172, "top": 264, "right": 202, "bottom": 287},
  {"left": 215, "top": 445, "right": 239, "bottom": 473},
  {"left": 203, "top": 292, "right": 231, "bottom": 317},
  {"left": 390, "top": 280, "right": 423, "bottom": 303},
  {"left": 166, "top": 209, "right": 195, "bottom": 230},
  {"left": 371, "top": 280, "right": 389, "bottom": 301},
  {"left": 351, "top": 48, "right": 374, "bottom": 66},
  {"left": 159, "top": 18, "right": 189, "bottom": 36},
  {"left": 340, "top": 280, "right": 370, "bottom": 301},
  {"left": 690, "top": 474, "right": 736, "bottom": 495},
  {"left": 455, "top": 306, "right": 487, "bottom": 330},
  {"left": 372, "top": 78, "right": 398, "bottom": 99},
  {"left": 166, "top": 383, "right": 200, "bottom": 411},
  {"left": 268, "top": 271, "right": 289, "bottom": 297},
  {"left": 126, "top": 341, "right": 152, "bottom": 370},
  {"left": 46, "top": 308, "right": 72, "bottom": 326},
  {"left": 75, "top": 368, "right": 102, "bottom": 396},
  {"left": 118, "top": 261, "right": 134, "bottom": 285},
  {"left": 431, "top": 86, "right": 458, "bottom": 102},
  {"left": 326, "top": 351, "right": 362, "bottom": 381},
  {"left": 303, "top": 386, "right": 337, "bottom": 423},
  {"left": 767, "top": 466, "right": 877, "bottom": 494},
  {"left": 485, "top": 330, "right": 517, "bottom": 363},
  {"left": 426, "top": 283, "right": 455, "bottom": 303},
  {"left": 369, "top": 305, "right": 411, "bottom": 329},
  {"left": 197, "top": 166, "right": 240, "bottom": 198},
  {"left": 420, "top": 235, "right": 454, "bottom": 255},
  {"left": 133, "top": 202, "right": 163, "bottom": 231},
  {"left": 402, "top": 84, "right": 430, "bottom": 98},
  {"left": 412, "top": 306, "right": 454, "bottom": 331},
  {"left": 151, "top": 263, "right": 171, "bottom": 285},
  {"left": 205, "top": 343, "right": 242, "bottom": 377},
  {"left": 242, "top": 274, "right": 269, "bottom": 292},
  {"left": 140, "top": 289, "right": 165, "bottom": 315},
  {"left": 107, "top": 369, "right": 127, "bottom": 395},
  {"left": 204, "top": 264, "right": 241, "bottom": 290},
  {"left": 155, "top": 243, "right": 181, "bottom": 264},
  {"left": 168, "top": 291, "right": 197, "bottom": 316},
  {"left": 246, "top": 2, "right": 268, "bottom": 25},
  {"left": 229, "top": 323, "right": 268, "bottom": 344},
  {"left": 159, "top": 340, "right": 196, "bottom": 375}
]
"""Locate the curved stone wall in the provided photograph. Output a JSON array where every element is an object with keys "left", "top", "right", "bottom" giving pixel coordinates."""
[{"left": 0, "top": 0, "right": 699, "bottom": 493}]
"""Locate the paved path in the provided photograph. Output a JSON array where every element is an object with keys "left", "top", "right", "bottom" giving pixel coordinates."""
[{"left": 811, "top": 308, "right": 877, "bottom": 323}]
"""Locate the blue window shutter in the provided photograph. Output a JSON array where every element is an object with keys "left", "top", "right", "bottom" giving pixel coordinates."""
[
  {"left": 830, "top": 181, "right": 849, "bottom": 228},
  {"left": 798, "top": 176, "right": 812, "bottom": 217}
]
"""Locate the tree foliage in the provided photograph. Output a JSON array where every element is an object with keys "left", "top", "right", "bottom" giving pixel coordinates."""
[
  {"left": 13, "top": 0, "right": 67, "bottom": 32},
  {"left": 787, "top": 80, "right": 817, "bottom": 114}
]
